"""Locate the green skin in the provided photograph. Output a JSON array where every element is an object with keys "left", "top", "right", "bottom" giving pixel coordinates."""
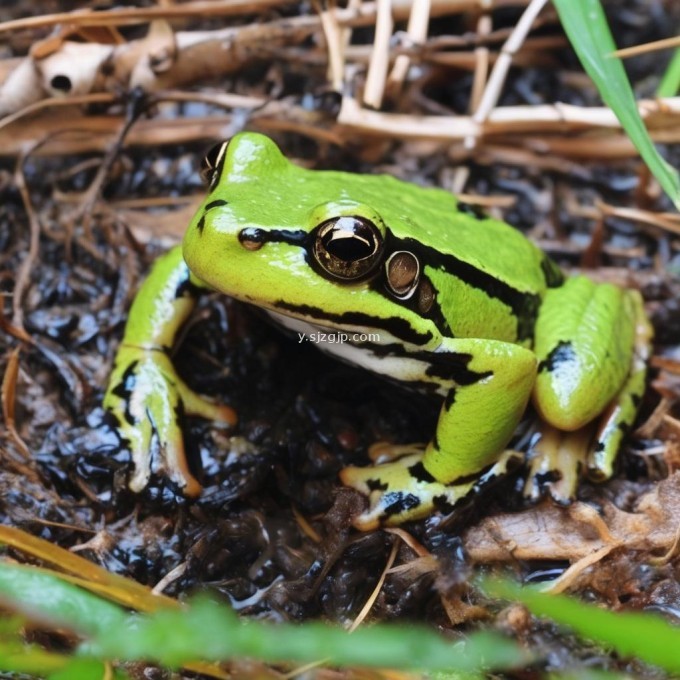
[{"left": 105, "top": 132, "right": 652, "bottom": 530}]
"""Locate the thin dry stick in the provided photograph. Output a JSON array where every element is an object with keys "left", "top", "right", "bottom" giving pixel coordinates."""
[
  {"left": 386, "top": 0, "right": 432, "bottom": 93},
  {"left": 544, "top": 544, "right": 617, "bottom": 594},
  {"left": 471, "top": 0, "right": 549, "bottom": 130},
  {"left": 0, "top": 0, "right": 531, "bottom": 34},
  {"left": 2, "top": 348, "right": 32, "bottom": 461},
  {"left": 347, "top": 537, "right": 400, "bottom": 632},
  {"left": 363, "top": 0, "right": 394, "bottom": 109},
  {"left": 452, "top": 7, "right": 493, "bottom": 193},
  {"left": 316, "top": 0, "right": 345, "bottom": 91},
  {"left": 469, "top": 11, "right": 493, "bottom": 113},
  {"left": 72, "top": 100, "right": 143, "bottom": 236},
  {"left": 613, "top": 35, "right": 680, "bottom": 59},
  {"left": 339, "top": 0, "right": 363, "bottom": 61},
  {"left": 596, "top": 201, "right": 680, "bottom": 236},
  {"left": 0, "top": 0, "right": 295, "bottom": 33},
  {"left": 338, "top": 95, "right": 680, "bottom": 140},
  {"left": 0, "top": 93, "right": 115, "bottom": 134},
  {"left": 12, "top": 147, "right": 42, "bottom": 333}
]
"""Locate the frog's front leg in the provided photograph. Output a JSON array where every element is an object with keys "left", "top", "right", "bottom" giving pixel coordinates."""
[
  {"left": 526, "top": 276, "right": 651, "bottom": 501},
  {"left": 104, "top": 246, "right": 236, "bottom": 496},
  {"left": 341, "top": 338, "right": 537, "bottom": 529}
]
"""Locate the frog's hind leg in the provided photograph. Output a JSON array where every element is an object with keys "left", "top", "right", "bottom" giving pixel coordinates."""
[
  {"left": 341, "top": 337, "right": 537, "bottom": 530},
  {"left": 587, "top": 289, "right": 652, "bottom": 481},
  {"left": 526, "top": 283, "right": 652, "bottom": 502},
  {"left": 342, "top": 449, "right": 523, "bottom": 531}
]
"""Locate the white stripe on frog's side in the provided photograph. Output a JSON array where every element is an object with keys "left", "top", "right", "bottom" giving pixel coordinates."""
[{"left": 264, "top": 310, "right": 450, "bottom": 397}]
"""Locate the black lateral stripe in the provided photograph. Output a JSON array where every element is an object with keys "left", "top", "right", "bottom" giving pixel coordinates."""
[
  {"left": 358, "top": 344, "right": 489, "bottom": 386},
  {"left": 325, "top": 338, "right": 489, "bottom": 388},
  {"left": 396, "top": 236, "right": 541, "bottom": 341},
  {"left": 371, "top": 273, "right": 452, "bottom": 337},
  {"left": 265, "top": 229, "right": 309, "bottom": 247}
]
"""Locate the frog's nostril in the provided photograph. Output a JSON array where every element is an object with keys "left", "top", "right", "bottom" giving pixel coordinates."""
[{"left": 238, "top": 228, "right": 266, "bottom": 251}]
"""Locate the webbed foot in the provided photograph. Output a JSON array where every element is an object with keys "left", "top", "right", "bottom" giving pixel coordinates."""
[
  {"left": 341, "top": 450, "right": 523, "bottom": 530},
  {"left": 105, "top": 346, "right": 236, "bottom": 496}
]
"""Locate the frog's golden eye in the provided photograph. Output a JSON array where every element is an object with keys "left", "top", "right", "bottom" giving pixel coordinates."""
[
  {"left": 200, "top": 141, "right": 228, "bottom": 187},
  {"left": 313, "top": 216, "right": 384, "bottom": 281}
]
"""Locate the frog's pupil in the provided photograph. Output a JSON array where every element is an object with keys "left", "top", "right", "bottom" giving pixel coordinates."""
[
  {"left": 322, "top": 217, "right": 376, "bottom": 262},
  {"left": 312, "top": 215, "right": 384, "bottom": 281}
]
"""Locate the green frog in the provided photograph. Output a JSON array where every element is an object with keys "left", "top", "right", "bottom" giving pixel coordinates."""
[{"left": 104, "top": 132, "right": 652, "bottom": 530}]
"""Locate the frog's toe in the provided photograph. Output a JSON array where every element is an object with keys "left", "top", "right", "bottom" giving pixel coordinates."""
[
  {"left": 523, "top": 424, "right": 592, "bottom": 504},
  {"left": 341, "top": 450, "right": 523, "bottom": 530},
  {"left": 341, "top": 453, "right": 442, "bottom": 530},
  {"left": 177, "top": 379, "right": 237, "bottom": 427}
]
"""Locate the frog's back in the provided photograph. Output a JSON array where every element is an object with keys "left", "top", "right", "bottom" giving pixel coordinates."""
[{"left": 320, "top": 170, "right": 553, "bottom": 297}]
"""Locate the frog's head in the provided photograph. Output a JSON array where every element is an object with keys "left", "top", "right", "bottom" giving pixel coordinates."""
[{"left": 182, "top": 132, "right": 443, "bottom": 347}]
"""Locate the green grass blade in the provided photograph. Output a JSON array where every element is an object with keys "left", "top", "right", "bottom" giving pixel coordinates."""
[
  {"left": 88, "top": 596, "right": 529, "bottom": 672},
  {"left": 553, "top": 0, "right": 680, "bottom": 209},
  {"left": 0, "top": 562, "right": 529, "bottom": 674},
  {"left": 482, "top": 577, "right": 680, "bottom": 674},
  {"left": 47, "top": 658, "right": 130, "bottom": 680},
  {"left": 0, "top": 562, "right": 128, "bottom": 637},
  {"left": 658, "top": 48, "right": 680, "bottom": 97}
]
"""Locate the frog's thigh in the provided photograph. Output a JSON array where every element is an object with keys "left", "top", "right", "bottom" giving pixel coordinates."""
[
  {"left": 341, "top": 338, "right": 536, "bottom": 529},
  {"left": 422, "top": 337, "right": 537, "bottom": 483},
  {"left": 532, "top": 276, "right": 635, "bottom": 431},
  {"left": 528, "top": 278, "right": 646, "bottom": 500}
]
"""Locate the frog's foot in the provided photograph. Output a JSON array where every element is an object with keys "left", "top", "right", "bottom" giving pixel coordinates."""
[
  {"left": 105, "top": 347, "right": 236, "bottom": 496},
  {"left": 340, "top": 450, "right": 523, "bottom": 531},
  {"left": 523, "top": 423, "right": 592, "bottom": 504}
]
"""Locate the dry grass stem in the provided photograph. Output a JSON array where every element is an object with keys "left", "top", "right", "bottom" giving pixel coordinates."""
[
  {"left": 339, "top": 95, "right": 680, "bottom": 142},
  {"left": 11, "top": 150, "right": 42, "bottom": 333},
  {"left": 471, "top": 0, "right": 549, "bottom": 128},
  {"left": 0, "top": 0, "right": 297, "bottom": 33},
  {"left": 386, "top": 0, "right": 432, "bottom": 96},
  {"left": 613, "top": 34, "right": 680, "bottom": 59},
  {"left": 0, "top": 0, "right": 532, "bottom": 35},
  {"left": 362, "top": 0, "right": 394, "bottom": 109},
  {"left": 347, "top": 538, "right": 399, "bottom": 632},
  {"left": 469, "top": 12, "right": 492, "bottom": 113},
  {"left": 317, "top": 0, "right": 346, "bottom": 91}
]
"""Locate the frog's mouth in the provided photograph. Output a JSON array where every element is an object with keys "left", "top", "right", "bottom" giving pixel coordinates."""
[
  {"left": 263, "top": 295, "right": 435, "bottom": 349},
  {"left": 264, "top": 308, "right": 374, "bottom": 343},
  {"left": 264, "top": 308, "right": 447, "bottom": 396}
]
